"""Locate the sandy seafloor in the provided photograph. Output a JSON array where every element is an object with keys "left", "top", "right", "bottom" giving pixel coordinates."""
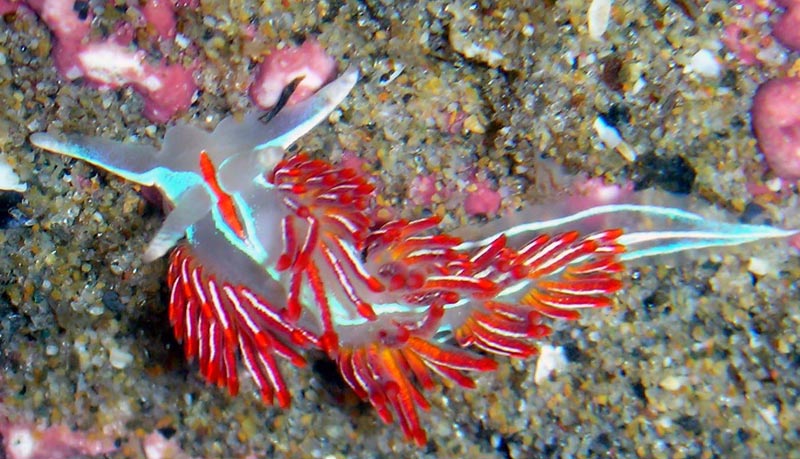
[{"left": 2, "top": 1, "right": 800, "bottom": 458}]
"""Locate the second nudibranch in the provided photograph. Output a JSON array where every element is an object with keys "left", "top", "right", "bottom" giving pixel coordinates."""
[{"left": 31, "top": 68, "right": 799, "bottom": 446}]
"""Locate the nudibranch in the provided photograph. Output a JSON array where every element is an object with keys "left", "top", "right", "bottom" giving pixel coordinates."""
[{"left": 31, "top": 68, "right": 799, "bottom": 446}]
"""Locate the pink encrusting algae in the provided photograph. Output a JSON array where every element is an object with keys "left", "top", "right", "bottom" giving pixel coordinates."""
[
  {"left": 12, "top": 0, "right": 337, "bottom": 122},
  {"left": 249, "top": 39, "right": 338, "bottom": 110},
  {"left": 0, "top": 420, "right": 117, "bottom": 459},
  {"left": 30, "top": 66, "right": 800, "bottom": 446},
  {"left": 8, "top": 0, "right": 197, "bottom": 122}
]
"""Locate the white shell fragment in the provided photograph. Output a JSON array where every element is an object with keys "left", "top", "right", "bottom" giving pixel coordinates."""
[
  {"left": 593, "top": 116, "right": 637, "bottom": 161},
  {"left": 588, "top": 0, "right": 612, "bottom": 41},
  {"left": 0, "top": 154, "right": 26, "bottom": 192},
  {"left": 593, "top": 116, "right": 623, "bottom": 149},
  {"left": 685, "top": 49, "right": 722, "bottom": 79},
  {"left": 534, "top": 345, "right": 568, "bottom": 384},
  {"left": 109, "top": 346, "right": 134, "bottom": 369},
  {"left": 747, "top": 257, "right": 770, "bottom": 277}
]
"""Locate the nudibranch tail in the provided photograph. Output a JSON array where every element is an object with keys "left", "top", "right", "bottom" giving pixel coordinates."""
[{"left": 464, "top": 202, "right": 800, "bottom": 263}]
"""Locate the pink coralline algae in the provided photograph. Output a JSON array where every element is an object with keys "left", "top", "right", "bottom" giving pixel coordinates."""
[
  {"left": 0, "top": 417, "right": 201, "bottom": 459},
  {"left": 741, "top": 0, "right": 800, "bottom": 180},
  {"left": 0, "top": 421, "right": 116, "bottom": 459},
  {"left": 407, "top": 174, "right": 502, "bottom": 216},
  {"left": 141, "top": 0, "right": 179, "bottom": 40},
  {"left": 142, "top": 431, "right": 193, "bottom": 459},
  {"left": 19, "top": 1, "right": 339, "bottom": 120},
  {"left": 0, "top": 0, "right": 19, "bottom": 14},
  {"left": 15, "top": 0, "right": 197, "bottom": 123},
  {"left": 774, "top": 0, "right": 800, "bottom": 51},
  {"left": 722, "top": 0, "right": 783, "bottom": 66},
  {"left": 408, "top": 174, "right": 501, "bottom": 216},
  {"left": 408, "top": 174, "right": 448, "bottom": 207},
  {"left": 752, "top": 77, "right": 800, "bottom": 179},
  {"left": 77, "top": 42, "right": 197, "bottom": 123},
  {"left": 569, "top": 177, "right": 634, "bottom": 210},
  {"left": 249, "top": 39, "right": 338, "bottom": 109},
  {"left": 463, "top": 179, "right": 502, "bottom": 216}
]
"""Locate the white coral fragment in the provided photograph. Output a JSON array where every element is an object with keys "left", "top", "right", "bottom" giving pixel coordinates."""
[{"left": 0, "top": 154, "right": 26, "bottom": 192}]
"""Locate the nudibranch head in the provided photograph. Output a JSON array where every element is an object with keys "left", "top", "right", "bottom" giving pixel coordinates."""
[
  {"left": 31, "top": 67, "right": 359, "bottom": 261},
  {"left": 31, "top": 65, "right": 800, "bottom": 446}
]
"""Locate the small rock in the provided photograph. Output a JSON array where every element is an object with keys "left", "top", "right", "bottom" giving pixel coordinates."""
[{"left": 588, "top": 0, "right": 612, "bottom": 40}]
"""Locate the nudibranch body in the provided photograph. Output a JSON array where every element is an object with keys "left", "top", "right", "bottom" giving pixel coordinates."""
[{"left": 31, "top": 68, "right": 799, "bottom": 446}]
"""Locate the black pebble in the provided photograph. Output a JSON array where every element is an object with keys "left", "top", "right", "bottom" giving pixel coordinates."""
[{"left": 631, "top": 153, "right": 696, "bottom": 194}]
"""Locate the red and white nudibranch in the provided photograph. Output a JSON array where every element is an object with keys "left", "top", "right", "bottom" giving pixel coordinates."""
[{"left": 31, "top": 67, "right": 799, "bottom": 446}]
